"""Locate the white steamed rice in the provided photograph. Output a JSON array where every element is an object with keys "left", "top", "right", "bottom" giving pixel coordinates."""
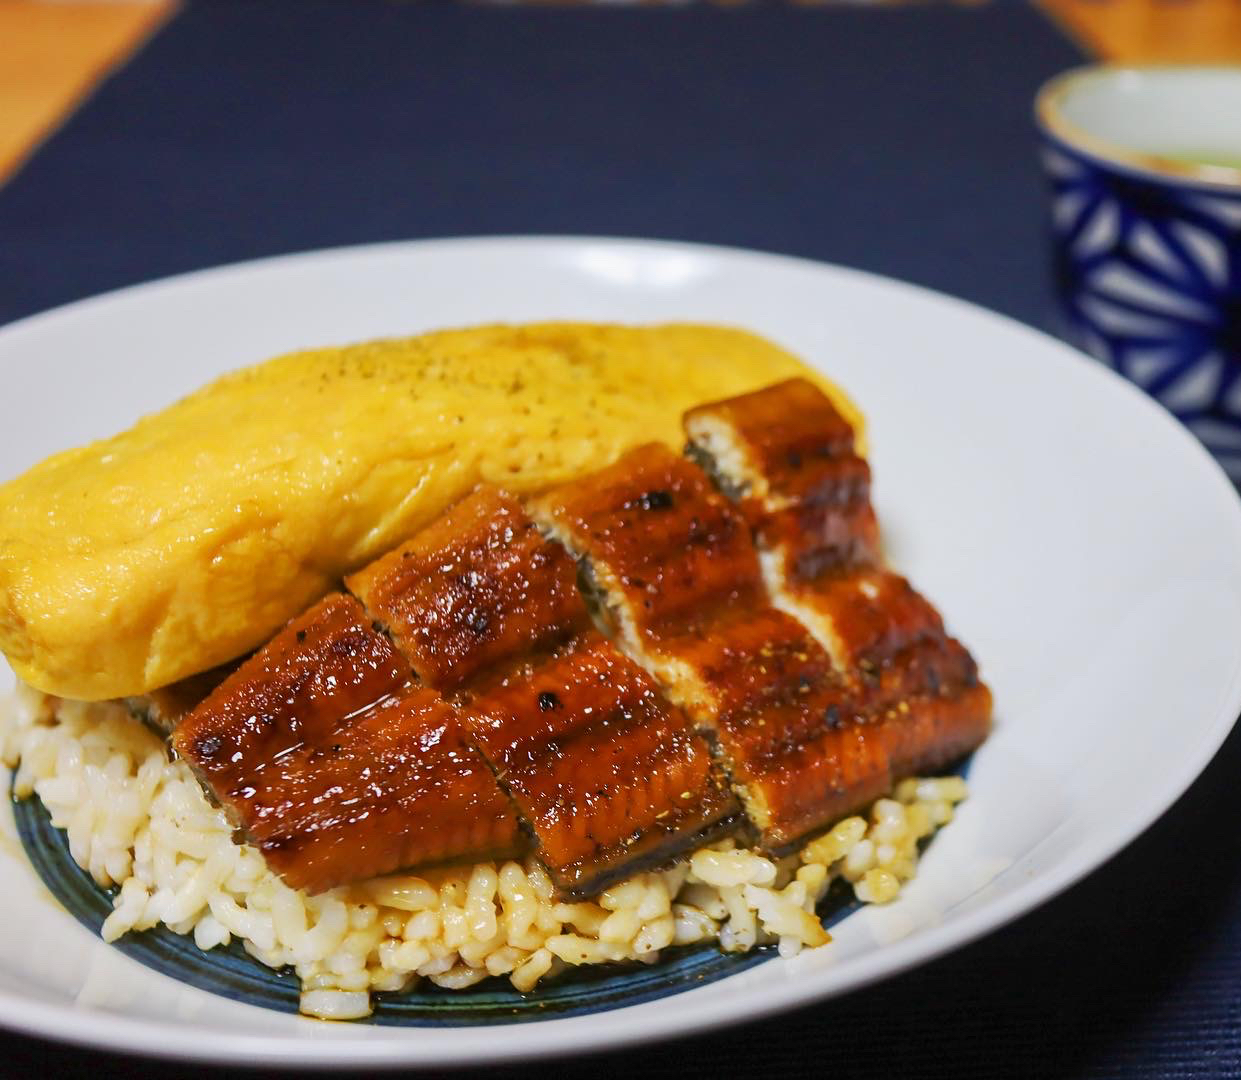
[{"left": 0, "top": 682, "right": 966, "bottom": 1021}]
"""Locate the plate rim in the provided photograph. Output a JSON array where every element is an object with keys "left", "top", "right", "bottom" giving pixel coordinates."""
[{"left": 2, "top": 233, "right": 1241, "bottom": 1069}]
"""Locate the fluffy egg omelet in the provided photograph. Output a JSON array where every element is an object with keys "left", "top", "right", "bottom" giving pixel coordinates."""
[{"left": 0, "top": 322, "right": 863, "bottom": 700}]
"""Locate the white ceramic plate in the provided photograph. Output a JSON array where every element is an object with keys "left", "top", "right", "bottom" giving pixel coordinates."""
[{"left": 2, "top": 236, "right": 1240, "bottom": 1069}]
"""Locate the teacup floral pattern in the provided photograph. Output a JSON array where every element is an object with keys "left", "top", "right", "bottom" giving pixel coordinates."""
[{"left": 1042, "top": 141, "right": 1241, "bottom": 480}]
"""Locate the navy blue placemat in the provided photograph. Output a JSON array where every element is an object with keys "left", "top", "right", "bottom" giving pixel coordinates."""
[
  {"left": 7, "top": 3, "right": 1241, "bottom": 1078},
  {"left": 2, "top": 0, "right": 1078, "bottom": 331}
]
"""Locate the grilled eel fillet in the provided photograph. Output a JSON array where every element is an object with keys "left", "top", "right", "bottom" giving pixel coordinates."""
[
  {"left": 351, "top": 487, "right": 737, "bottom": 899},
  {"left": 683, "top": 378, "right": 992, "bottom": 778},
  {"left": 458, "top": 628, "right": 739, "bottom": 899},
  {"left": 530, "top": 444, "right": 894, "bottom": 854},
  {"left": 345, "top": 486, "right": 585, "bottom": 692},
  {"left": 175, "top": 383, "right": 990, "bottom": 895},
  {"left": 171, "top": 593, "right": 526, "bottom": 894},
  {"left": 177, "top": 488, "right": 736, "bottom": 897}
]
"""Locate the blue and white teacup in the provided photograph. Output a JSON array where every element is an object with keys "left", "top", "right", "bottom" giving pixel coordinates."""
[{"left": 1036, "top": 66, "right": 1241, "bottom": 480}]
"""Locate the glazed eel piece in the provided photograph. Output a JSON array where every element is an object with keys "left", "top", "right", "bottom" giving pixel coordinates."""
[
  {"left": 530, "top": 443, "right": 893, "bottom": 855},
  {"left": 171, "top": 483, "right": 585, "bottom": 895},
  {"left": 177, "top": 487, "right": 737, "bottom": 898},
  {"left": 171, "top": 593, "right": 525, "bottom": 895},
  {"left": 173, "top": 380, "right": 989, "bottom": 895},
  {"left": 683, "top": 378, "right": 992, "bottom": 778},
  {"left": 350, "top": 487, "right": 739, "bottom": 900}
]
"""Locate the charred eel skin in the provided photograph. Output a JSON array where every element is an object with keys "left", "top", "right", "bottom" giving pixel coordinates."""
[
  {"left": 178, "top": 489, "right": 737, "bottom": 898},
  {"left": 532, "top": 444, "right": 897, "bottom": 854},
  {"left": 172, "top": 593, "right": 526, "bottom": 894},
  {"left": 684, "top": 378, "right": 992, "bottom": 788}
]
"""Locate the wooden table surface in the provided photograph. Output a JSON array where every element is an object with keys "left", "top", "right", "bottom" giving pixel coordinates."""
[
  {"left": 1039, "top": 0, "right": 1241, "bottom": 63},
  {"left": 0, "top": 0, "right": 1238, "bottom": 189},
  {"left": 0, "top": 1, "right": 174, "bottom": 182}
]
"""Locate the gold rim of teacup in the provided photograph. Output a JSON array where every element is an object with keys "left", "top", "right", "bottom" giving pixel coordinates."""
[{"left": 1035, "top": 64, "right": 1241, "bottom": 190}]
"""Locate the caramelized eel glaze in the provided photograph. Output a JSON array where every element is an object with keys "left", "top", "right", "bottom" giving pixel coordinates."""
[
  {"left": 684, "top": 379, "right": 992, "bottom": 787},
  {"left": 180, "top": 490, "right": 739, "bottom": 895},
  {"left": 175, "top": 381, "right": 990, "bottom": 895},
  {"left": 465, "top": 632, "right": 737, "bottom": 898},
  {"left": 532, "top": 445, "right": 895, "bottom": 852},
  {"left": 173, "top": 594, "right": 525, "bottom": 893},
  {"left": 346, "top": 489, "right": 584, "bottom": 691}
]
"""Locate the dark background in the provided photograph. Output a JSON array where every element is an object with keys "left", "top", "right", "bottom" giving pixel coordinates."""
[
  {"left": 2, "top": 0, "right": 1069, "bottom": 332},
  {"left": 6, "top": 3, "right": 1241, "bottom": 1077}
]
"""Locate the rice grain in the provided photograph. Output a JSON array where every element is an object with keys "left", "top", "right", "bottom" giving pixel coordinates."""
[{"left": 0, "top": 682, "right": 967, "bottom": 1020}]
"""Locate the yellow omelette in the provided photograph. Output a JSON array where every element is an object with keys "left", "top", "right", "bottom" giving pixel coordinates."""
[{"left": 0, "top": 322, "right": 863, "bottom": 700}]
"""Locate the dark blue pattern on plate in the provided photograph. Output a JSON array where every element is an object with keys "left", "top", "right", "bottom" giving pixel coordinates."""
[{"left": 1040, "top": 136, "right": 1241, "bottom": 479}]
